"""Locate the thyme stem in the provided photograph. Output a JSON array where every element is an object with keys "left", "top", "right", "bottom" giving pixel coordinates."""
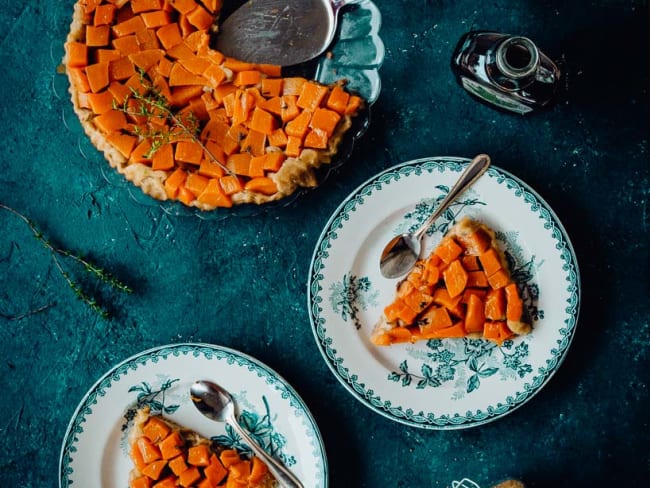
[
  {"left": 166, "top": 110, "right": 235, "bottom": 177},
  {"left": 116, "top": 70, "right": 235, "bottom": 177},
  {"left": 0, "top": 203, "right": 132, "bottom": 319},
  {"left": 0, "top": 303, "right": 55, "bottom": 321}
]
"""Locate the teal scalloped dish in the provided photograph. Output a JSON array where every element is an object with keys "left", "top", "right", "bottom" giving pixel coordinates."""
[{"left": 96, "top": 0, "right": 384, "bottom": 219}]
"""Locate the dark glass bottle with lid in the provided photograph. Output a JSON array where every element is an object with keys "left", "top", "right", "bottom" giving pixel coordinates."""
[{"left": 451, "top": 31, "right": 561, "bottom": 114}]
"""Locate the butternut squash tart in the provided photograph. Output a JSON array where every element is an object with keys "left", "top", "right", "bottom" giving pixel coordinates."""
[
  {"left": 372, "top": 217, "right": 531, "bottom": 346},
  {"left": 128, "top": 407, "right": 277, "bottom": 488},
  {"left": 64, "top": 0, "right": 364, "bottom": 209}
]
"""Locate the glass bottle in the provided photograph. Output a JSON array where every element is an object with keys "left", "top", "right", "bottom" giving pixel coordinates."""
[{"left": 451, "top": 31, "right": 561, "bottom": 115}]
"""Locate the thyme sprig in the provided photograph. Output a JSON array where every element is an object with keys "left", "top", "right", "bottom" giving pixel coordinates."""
[
  {"left": 114, "top": 69, "right": 234, "bottom": 176},
  {"left": 0, "top": 303, "right": 54, "bottom": 322},
  {"left": 0, "top": 204, "right": 132, "bottom": 319}
]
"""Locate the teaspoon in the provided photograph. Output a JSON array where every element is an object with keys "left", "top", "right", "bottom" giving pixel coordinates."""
[
  {"left": 379, "top": 154, "right": 491, "bottom": 279},
  {"left": 190, "top": 380, "right": 304, "bottom": 488}
]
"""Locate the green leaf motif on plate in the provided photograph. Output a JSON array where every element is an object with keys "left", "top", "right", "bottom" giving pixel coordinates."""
[
  {"left": 122, "top": 378, "right": 181, "bottom": 430},
  {"left": 212, "top": 395, "right": 296, "bottom": 467},
  {"left": 396, "top": 185, "right": 487, "bottom": 237},
  {"left": 499, "top": 230, "right": 545, "bottom": 322},
  {"left": 389, "top": 338, "right": 532, "bottom": 396},
  {"left": 118, "top": 376, "right": 183, "bottom": 456},
  {"left": 329, "top": 272, "right": 378, "bottom": 330}
]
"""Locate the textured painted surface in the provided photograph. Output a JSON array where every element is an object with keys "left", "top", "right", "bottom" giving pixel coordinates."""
[{"left": 0, "top": 1, "right": 648, "bottom": 487}]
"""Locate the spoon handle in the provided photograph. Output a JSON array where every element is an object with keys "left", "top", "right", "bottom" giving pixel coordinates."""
[
  {"left": 414, "top": 154, "right": 491, "bottom": 239},
  {"left": 228, "top": 413, "right": 304, "bottom": 488}
]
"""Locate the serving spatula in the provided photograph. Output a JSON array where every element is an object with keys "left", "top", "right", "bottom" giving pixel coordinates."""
[{"left": 214, "top": 0, "right": 361, "bottom": 66}]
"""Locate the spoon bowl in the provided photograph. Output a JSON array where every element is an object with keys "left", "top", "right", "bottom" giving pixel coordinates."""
[
  {"left": 379, "top": 154, "right": 491, "bottom": 279},
  {"left": 190, "top": 380, "right": 233, "bottom": 423},
  {"left": 190, "top": 380, "right": 304, "bottom": 488}
]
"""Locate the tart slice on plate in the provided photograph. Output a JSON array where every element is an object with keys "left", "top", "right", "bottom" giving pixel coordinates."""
[
  {"left": 128, "top": 407, "right": 276, "bottom": 488},
  {"left": 372, "top": 217, "right": 532, "bottom": 346}
]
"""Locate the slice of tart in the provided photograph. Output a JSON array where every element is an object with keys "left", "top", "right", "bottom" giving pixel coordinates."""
[
  {"left": 128, "top": 407, "right": 277, "bottom": 488},
  {"left": 372, "top": 217, "right": 531, "bottom": 346},
  {"left": 64, "top": 0, "right": 365, "bottom": 210}
]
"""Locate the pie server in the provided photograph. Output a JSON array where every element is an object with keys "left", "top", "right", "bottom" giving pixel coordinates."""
[{"left": 214, "top": 0, "right": 361, "bottom": 67}]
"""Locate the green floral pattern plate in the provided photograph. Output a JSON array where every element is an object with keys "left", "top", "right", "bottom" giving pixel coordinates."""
[
  {"left": 59, "top": 343, "right": 326, "bottom": 487},
  {"left": 308, "top": 157, "right": 580, "bottom": 429}
]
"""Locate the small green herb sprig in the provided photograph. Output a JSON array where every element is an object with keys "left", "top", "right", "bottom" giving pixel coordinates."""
[
  {"left": 114, "top": 82, "right": 198, "bottom": 158},
  {"left": 0, "top": 204, "right": 132, "bottom": 319},
  {"left": 114, "top": 69, "right": 233, "bottom": 176}
]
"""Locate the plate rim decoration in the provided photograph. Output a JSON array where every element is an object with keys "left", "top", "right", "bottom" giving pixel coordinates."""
[
  {"left": 307, "top": 156, "right": 581, "bottom": 430},
  {"left": 59, "top": 342, "right": 327, "bottom": 487}
]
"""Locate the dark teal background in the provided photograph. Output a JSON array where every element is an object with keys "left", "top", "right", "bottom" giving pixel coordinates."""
[{"left": 0, "top": 1, "right": 648, "bottom": 486}]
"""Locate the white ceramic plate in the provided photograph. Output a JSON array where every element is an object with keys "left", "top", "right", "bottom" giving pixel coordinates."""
[
  {"left": 308, "top": 157, "right": 580, "bottom": 429},
  {"left": 59, "top": 343, "right": 327, "bottom": 487}
]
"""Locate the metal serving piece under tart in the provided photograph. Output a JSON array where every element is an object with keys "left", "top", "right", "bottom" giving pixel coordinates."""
[{"left": 64, "top": 0, "right": 364, "bottom": 210}]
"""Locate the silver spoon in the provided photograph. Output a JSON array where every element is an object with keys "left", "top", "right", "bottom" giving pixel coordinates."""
[
  {"left": 190, "top": 380, "right": 304, "bottom": 488},
  {"left": 379, "top": 154, "right": 491, "bottom": 279}
]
